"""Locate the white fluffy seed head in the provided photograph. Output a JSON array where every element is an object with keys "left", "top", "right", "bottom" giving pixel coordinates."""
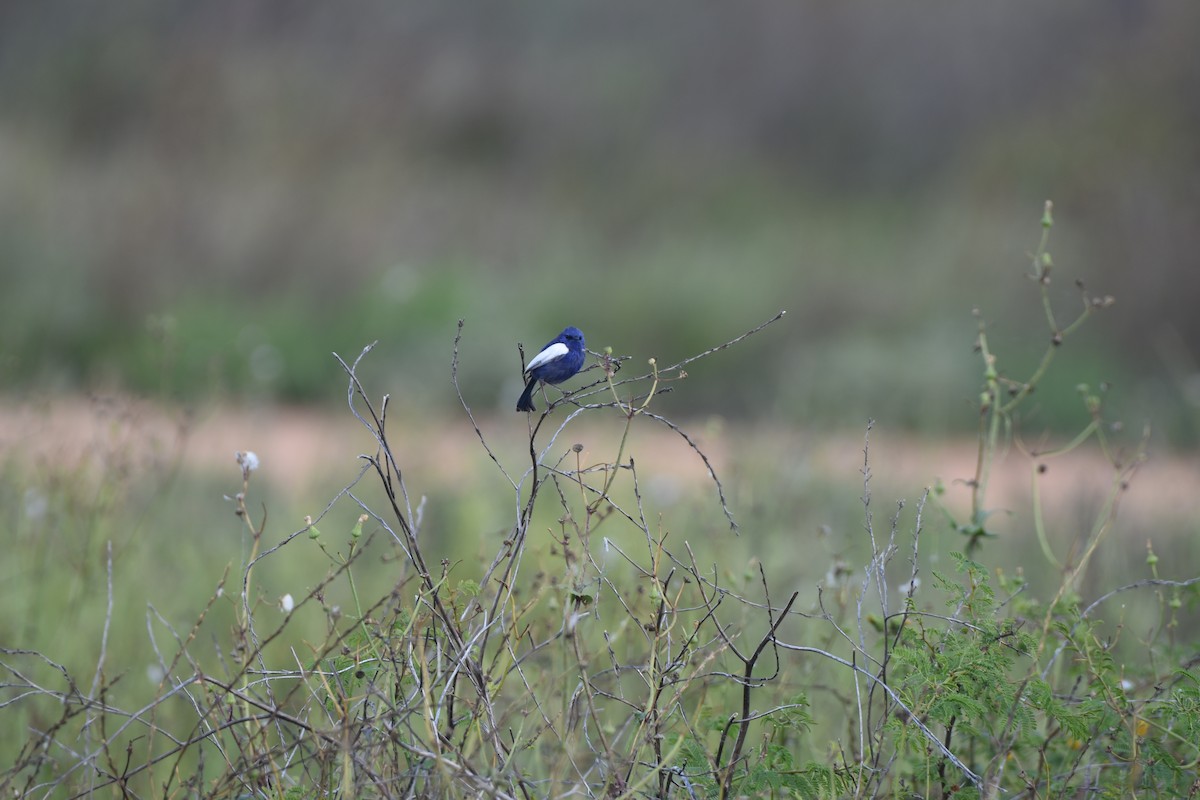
[{"left": 236, "top": 451, "right": 260, "bottom": 473}]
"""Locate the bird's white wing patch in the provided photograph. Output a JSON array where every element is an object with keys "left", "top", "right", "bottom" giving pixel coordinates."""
[{"left": 526, "top": 342, "right": 569, "bottom": 371}]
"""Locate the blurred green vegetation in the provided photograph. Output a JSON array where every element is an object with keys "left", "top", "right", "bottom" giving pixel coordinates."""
[{"left": 1, "top": 3, "right": 1198, "bottom": 441}]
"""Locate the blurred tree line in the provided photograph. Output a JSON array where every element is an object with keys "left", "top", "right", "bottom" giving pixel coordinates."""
[{"left": 1, "top": 2, "right": 1197, "bottom": 439}]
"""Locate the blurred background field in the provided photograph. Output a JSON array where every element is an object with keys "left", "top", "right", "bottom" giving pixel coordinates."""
[
  {"left": 1, "top": 1, "right": 1198, "bottom": 436},
  {"left": 2, "top": 4, "right": 1200, "bottom": 788}
]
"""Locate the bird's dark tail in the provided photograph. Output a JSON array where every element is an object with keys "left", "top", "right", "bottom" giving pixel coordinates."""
[{"left": 516, "top": 377, "right": 538, "bottom": 412}]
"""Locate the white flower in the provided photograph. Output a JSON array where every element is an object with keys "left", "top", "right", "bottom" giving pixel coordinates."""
[
  {"left": 236, "top": 451, "right": 260, "bottom": 472},
  {"left": 280, "top": 593, "right": 294, "bottom": 613}
]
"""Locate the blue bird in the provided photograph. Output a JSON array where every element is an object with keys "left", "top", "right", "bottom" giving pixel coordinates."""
[{"left": 516, "top": 326, "right": 586, "bottom": 412}]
